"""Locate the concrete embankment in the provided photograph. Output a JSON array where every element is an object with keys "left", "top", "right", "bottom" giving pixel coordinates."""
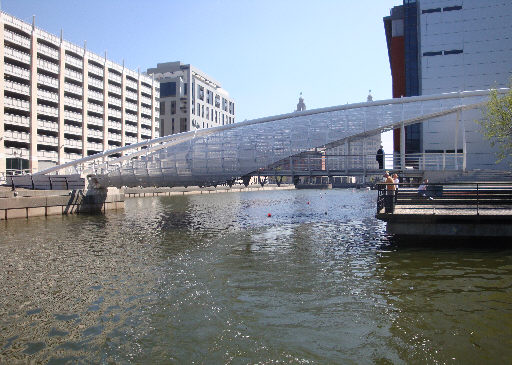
[
  {"left": 0, "top": 184, "right": 294, "bottom": 220},
  {"left": 122, "top": 184, "right": 294, "bottom": 198},
  {"left": 0, "top": 187, "right": 124, "bottom": 220}
]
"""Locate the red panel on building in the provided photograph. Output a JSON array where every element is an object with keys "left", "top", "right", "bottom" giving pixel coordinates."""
[{"left": 390, "top": 36, "right": 405, "bottom": 99}]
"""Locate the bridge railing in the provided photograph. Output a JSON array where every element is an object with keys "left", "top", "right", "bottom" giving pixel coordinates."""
[
  {"left": 269, "top": 152, "right": 466, "bottom": 173},
  {"left": 377, "top": 182, "right": 512, "bottom": 215}
]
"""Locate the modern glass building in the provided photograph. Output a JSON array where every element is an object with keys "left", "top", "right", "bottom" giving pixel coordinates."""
[
  {"left": 384, "top": 0, "right": 512, "bottom": 169},
  {"left": 0, "top": 11, "right": 160, "bottom": 176}
]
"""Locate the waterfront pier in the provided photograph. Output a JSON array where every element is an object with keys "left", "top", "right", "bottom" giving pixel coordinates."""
[{"left": 376, "top": 182, "right": 512, "bottom": 237}]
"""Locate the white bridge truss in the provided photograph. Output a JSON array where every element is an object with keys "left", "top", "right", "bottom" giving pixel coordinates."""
[{"left": 35, "top": 89, "right": 505, "bottom": 188}]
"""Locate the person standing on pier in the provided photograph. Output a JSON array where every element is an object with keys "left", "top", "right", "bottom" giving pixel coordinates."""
[
  {"left": 383, "top": 172, "right": 396, "bottom": 213},
  {"left": 376, "top": 146, "right": 384, "bottom": 169}
]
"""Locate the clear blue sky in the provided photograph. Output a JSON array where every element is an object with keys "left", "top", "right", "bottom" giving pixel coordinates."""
[{"left": 2, "top": 0, "right": 401, "bottom": 149}]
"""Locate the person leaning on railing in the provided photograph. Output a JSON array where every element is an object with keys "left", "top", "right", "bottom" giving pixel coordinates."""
[
  {"left": 383, "top": 172, "right": 396, "bottom": 213},
  {"left": 384, "top": 172, "right": 396, "bottom": 193}
]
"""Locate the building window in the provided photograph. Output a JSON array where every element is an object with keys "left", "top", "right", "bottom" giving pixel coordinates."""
[
  {"left": 206, "top": 90, "right": 213, "bottom": 105},
  {"left": 172, "top": 118, "right": 175, "bottom": 134},
  {"left": 422, "top": 51, "right": 442, "bottom": 56},
  {"left": 198, "top": 85, "right": 204, "bottom": 100},
  {"left": 206, "top": 107, "right": 209, "bottom": 120},
  {"left": 192, "top": 82, "right": 195, "bottom": 99},
  {"left": 160, "top": 82, "right": 176, "bottom": 97},
  {"left": 444, "top": 49, "right": 463, "bottom": 55},
  {"left": 443, "top": 5, "right": 462, "bottom": 12},
  {"left": 197, "top": 103, "right": 200, "bottom": 116},
  {"left": 171, "top": 100, "right": 176, "bottom": 114},
  {"left": 422, "top": 8, "right": 441, "bottom": 14},
  {"left": 180, "top": 118, "right": 187, "bottom": 132},
  {"left": 183, "top": 83, "right": 188, "bottom": 96},
  {"left": 215, "top": 111, "right": 217, "bottom": 123},
  {"left": 202, "top": 105, "right": 204, "bottom": 118},
  {"left": 160, "top": 101, "right": 165, "bottom": 115}
]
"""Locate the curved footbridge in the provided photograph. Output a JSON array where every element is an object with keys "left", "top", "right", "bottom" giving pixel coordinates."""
[{"left": 35, "top": 89, "right": 504, "bottom": 189}]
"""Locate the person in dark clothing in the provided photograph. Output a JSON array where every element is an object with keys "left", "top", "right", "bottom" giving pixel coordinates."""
[{"left": 376, "top": 145, "right": 384, "bottom": 169}]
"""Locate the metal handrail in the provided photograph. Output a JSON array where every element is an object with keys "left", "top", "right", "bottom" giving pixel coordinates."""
[{"left": 376, "top": 182, "right": 512, "bottom": 215}]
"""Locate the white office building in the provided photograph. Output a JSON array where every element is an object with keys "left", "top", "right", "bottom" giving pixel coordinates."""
[
  {"left": 0, "top": 11, "right": 160, "bottom": 176},
  {"left": 384, "top": 0, "right": 512, "bottom": 170},
  {"left": 147, "top": 61, "right": 235, "bottom": 136}
]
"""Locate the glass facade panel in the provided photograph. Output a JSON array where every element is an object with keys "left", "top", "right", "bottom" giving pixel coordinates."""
[{"left": 160, "top": 82, "right": 176, "bottom": 97}]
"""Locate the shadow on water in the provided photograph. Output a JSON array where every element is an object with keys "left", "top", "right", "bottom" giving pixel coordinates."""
[{"left": 383, "top": 234, "right": 512, "bottom": 251}]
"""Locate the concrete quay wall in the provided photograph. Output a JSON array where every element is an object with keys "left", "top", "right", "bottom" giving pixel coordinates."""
[
  {"left": 380, "top": 214, "right": 512, "bottom": 237},
  {"left": 122, "top": 184, "right": 295, "bottom": 198},
  {"left": 0, "top": 188, "right": 124, "bottom": 220},
  {"left": 0, "top": 184, "right": 294, "bottom": 220}
]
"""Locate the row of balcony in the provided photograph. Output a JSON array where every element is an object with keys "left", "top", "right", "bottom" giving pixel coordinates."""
[
  {"left": 125, "top": 90, "right": 138, "bottom": 100},
  {"left": 64, "top": 82, "right": 82, "bottom": 95},
  {"left": 64, "top": 96, "right": 82, "bottom": 109},
  {"left": 65, "top": 68, "right": 83, "bottom": 82},
  {"left": 39, "top": 104, "right": 58, "bottom": 117},
  {"left": 88, "top": 63, "right": 103, "bottom": 77},
  {"left": 88, "top": 102, "right": 103, "bottom": 114},
  {"left": 4, "top": 46, "right": 30, "bottom": 64},
  {"left": 3, "top": 70, "right": 153, "bottom": 107},
  {"left": 125, "top": 101, "right": 137, "bottom": 112},
  {"left": 4, "top": 63, "right": 30, "bottom": 79},
  {"left": 4, "top": 114, "right": 30, "bottom": 127},
  {"left": 39, "top": 74, "right": 59, "bottom": 88},
  {"left": 3, "top": 132, "right": 150, "bottom": 154},
  {"left": 141, "top": 116, "right": 152, "bottom": 127},
  {"left": 38, "top": 43, "right": 59, "bottom": 59},
  {"left": 4, "top": 97, "right": 30, "bottom": 111},
  {"left": 65, "top": 54, "right": 82, "bottom": 69},
  {"left": 108, "top": 83, "right": 122, "bottom": 95},
  {"left": 3, "top": 108, "right": 153, "bottom": 132},
  {"left": 4, "top": 30, "right": 31, "bottom": 49},
  {"left": 108, "top": 97, "right": 121, "bottom": 107},
  {"left": 39, "top": 119, "right": 58, "bottom": 132},
  {"left": 5, "top": 146, "right": 29, "bottom": 158},
  {"left": 38, "top": 89, "right": 58, "bottom": 103},
  {"left": 4, "top": 80, "right": 30, "bottom": 95},
  {"left": 88, "top": 116, "right": 103, "bottom": 127},
  {"left": 6, "top": 150, "right": 85, "bottom": 163},
  {"left": 125, "top": 78, "right": 137, "bottom": 90},
  {"left": 38, "top": 58, "right": 59, "bottom": 74},
  {"left": 88, "top": 77, "right": 103, "bottom": 89},
  {"left": 88, "top": 90, "right": 103, "bottom": 102}
]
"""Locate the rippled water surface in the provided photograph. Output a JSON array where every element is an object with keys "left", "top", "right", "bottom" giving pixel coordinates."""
[{"left": 0, "top": 189, "right": 511, "bottom": 363}]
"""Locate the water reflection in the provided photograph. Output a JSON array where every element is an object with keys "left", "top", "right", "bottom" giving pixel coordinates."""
[{"left": 0, "top": 189, "right": 510, "bottom": 363}]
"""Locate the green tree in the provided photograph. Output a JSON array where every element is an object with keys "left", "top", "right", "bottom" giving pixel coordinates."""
[{"left": 479, "top": 87, "right": 512, "bottom": 166}]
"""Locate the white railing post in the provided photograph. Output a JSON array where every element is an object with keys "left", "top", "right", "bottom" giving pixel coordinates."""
[
  {"left": 400, "top": 121, "right": 405, "bottom": 170},
  {"left": 462, "top": 111, "right": 467, "bottom": 171},
  {"left": 454, "top": 109, "right": 460, "bottom": 170}
]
